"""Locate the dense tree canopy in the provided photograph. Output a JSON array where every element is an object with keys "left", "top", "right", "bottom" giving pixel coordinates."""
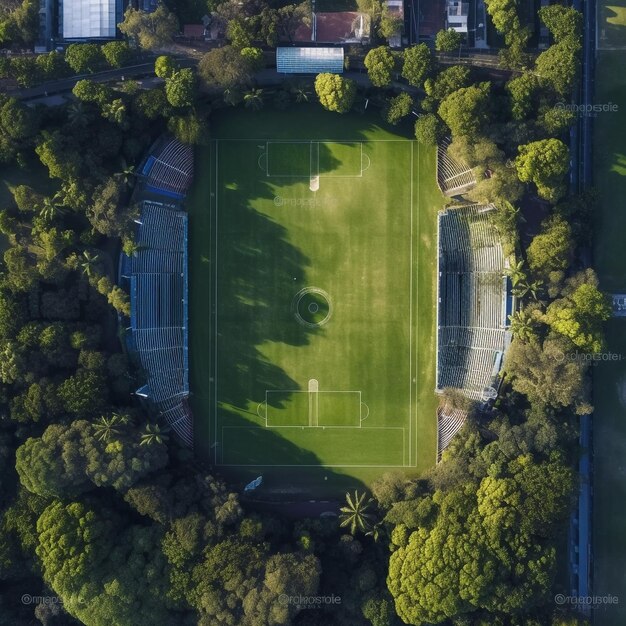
[
  {"left": 364, "top": 46, "right": 396, "bottom": 87},
  {"left": 314, "top": 73, "right": 356, "bottom": 114},
  {"left": 515, "top": 138, "right": 570, "bottom": 202},
  {"left": 118, "top": 4, "right": 179, "bottom": 50},
  {"left": 438, "top": 82, "right": 491, "bottom": 138},
  {"left": 401, "top": 43, "right": 432, "bottom": 87}
]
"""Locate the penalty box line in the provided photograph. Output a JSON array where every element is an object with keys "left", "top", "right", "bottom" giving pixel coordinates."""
[
  {"left": 265, "top": 141, "right": 366, "bottom": 178},
  {"left": 264, "top": 388, "right": 362, "bottom": 428}
]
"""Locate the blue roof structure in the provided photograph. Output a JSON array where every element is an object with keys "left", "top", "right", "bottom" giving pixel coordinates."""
[{"left": 276, "top": 47, "right": 344, "bottom": 74}]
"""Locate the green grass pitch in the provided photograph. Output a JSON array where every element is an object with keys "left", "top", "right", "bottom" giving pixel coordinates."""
[
  {"left": 591, "top": 51, "right": 626, "bottom": 625},
  {"left": 187, "top": 105, "right": 443, "bottom": 494}
]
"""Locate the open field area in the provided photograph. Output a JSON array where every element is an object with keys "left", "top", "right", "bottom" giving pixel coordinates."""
[
  {"left": 593, "top": 51, "right": 626, "bottom": 625},
  {"left": 187, "top": 106, "right": 442, "bottom": 495},
  {"left": 598, "top": 0, "right": 626, "bottom": 49}
]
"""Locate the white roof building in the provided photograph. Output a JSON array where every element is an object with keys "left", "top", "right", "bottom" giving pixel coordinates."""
[
  {"left": 446, "top": 0, "right": 469, "bottom": 34},
  {"left": 62, "top": 0, "right": 119, "bottom": 39}
]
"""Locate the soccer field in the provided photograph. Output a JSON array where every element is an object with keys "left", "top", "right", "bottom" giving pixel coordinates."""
[
  {"left": 592, "top": 51, "right": 626, "bottom": 625},
  {"left": 187, "top": 106, "right": 441, "bottom": 493}
]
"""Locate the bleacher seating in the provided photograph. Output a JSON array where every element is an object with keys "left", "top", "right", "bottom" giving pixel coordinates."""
[
  {"left": 436, "top": 404, "right": 467, "bottom": 461},
  {"left": 436, "top": 137, "right": 477, "bottom": 197},
  {"left": 436, "top": 204, "right": 511, "bottom": 407},
  {"left": 142, "top": 138, "right": 194, "bottom": 199},
  {"left": 123, "top": 195, "right": 193, "bottom": 446}
]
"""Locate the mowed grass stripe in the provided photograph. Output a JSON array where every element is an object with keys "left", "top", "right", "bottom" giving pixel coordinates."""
[{"left": 221, "top": 427, "right": 404, "bottom": 466}]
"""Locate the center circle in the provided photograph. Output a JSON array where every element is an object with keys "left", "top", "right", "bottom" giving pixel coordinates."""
[{"left": 292, "top": 287, "right": 333, "bottom": 328}]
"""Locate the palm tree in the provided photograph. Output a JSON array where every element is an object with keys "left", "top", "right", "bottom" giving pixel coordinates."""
[
  {"left": 291, "top": 82, "right": 311, "bottom": 103},
  {"left": 93, "top": 414, "right": 124, "bottom": 442},
  {"left": 140, "top": 423, "right": 170, "bottom": 446},
  {"left": 504, "top": 259, "right": 527, "bottom": 287},
  {"left": 79, "top": 250, "right": 100, "bottom": 277},
  {"left": 67, "top": 101, "right": 90, "bottom": 127},
  {"left": 339, "top": 491, "right": 376, "bottom": 536},
  {"left": 512, "top": 279, "right": 543, "bottom": 300},
  {"left": 116, "top": 158, "right": 137, "bottom": 187},
  {"left": 38, "top": 194, "right": 67, "bottom": 221},
  {"left": 508, "top": 309, "right": 537, "bottom": 343},
  {"left": 243, "top": 88, "right": 265, "bottom": 111}
]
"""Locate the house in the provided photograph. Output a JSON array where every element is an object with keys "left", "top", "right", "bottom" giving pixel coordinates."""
[{"left": 446, "top": 0, "right": 469, "bottom": 34}]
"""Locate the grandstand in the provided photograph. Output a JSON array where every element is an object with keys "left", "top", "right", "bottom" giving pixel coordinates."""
[
  {"left": 121, "top": 137, "right": 195, "bottom": 447},
  {"left": 436, "top": 137, "right": 476, "bottom": 197},
  {"left": 140, "top": 138, "right": 195, "bottom": 200},
  {"left": 437, "top": 404, "right": 467, "bottom": 461},
  {"left": 436, "top": 204, "right": 513, "bottom": 455}
]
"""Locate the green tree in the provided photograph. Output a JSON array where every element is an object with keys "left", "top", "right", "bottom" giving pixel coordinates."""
[
  {"left": 198, "top": 45, "right": 254, "bottom": 90},
  {"left": 86, "top": 177, "right": 134, "bottom": 237},
  {"left": 36, "top": 500, "right": 174, "bottom": 624},
  {"left": 401, "top": 43, "right": 432, "bottom": 87},
  {"left": 57, "top": 369, "right": 108, "bottom": 417},
  {"left": 438, "top": 82, "right": 491, "bottom": 138},
  {"left": 154, "top": 54, "right": 177, "bottom": 78},
  {"left": 506, "top": 72, "right": 538, "bottom": 120},
  {"left": 226, "top": 18, "right": 253, "bottom": 49},
  {"left": 435, "top": 28, "right": 463, "bottom": 52},
  {"left": 167, "top": 112, "right": 209, "bottom": 145},
  {"left": 414, "top": 113, "right": 446, "bottom": 145},
  {"left": 527, "top": 214, "right": 573, "bottom": 288},
  {"left": 545, "top": 272, "right": 611, "bottom": 354},
  {"left": 165, "top": 68, "right": 196, "bottom": 108},
  {"left": 364, "top": 46, "right": 396, "bottom": 87},
  {"left": 339, "top": 491, "right": 376, "bottom": 535},
  {"left": 535, "top": 36, "right": 581, "bottom": 97},
  {"left": 383, "top": 92, "right": 412, "bottom": 125},
  {"left": 508, "top": 308, "right": 540, "bottom": 343},
  {"left": 539, "top": 5, "right": 583, "bottom": 41},
  {"left": 240, "top": 46, "right": 264, "bottom": 72},
  {"left": 118, "top": 4, "right": 179, "bottom": 50},
  {"left": 35, "top": 51, "right": 71, "bottom": 80},
  {"left": 515, "top": 138, "right": 569, "bottom": 202},
  {"left": 424, "top": 65, "right": 471, "bottom": 102},
  {"left": 504, "top": 338, "right": 591, "bottom": 413},
  {"left": 0, "top": 0, "right": 38, "bottom": 46},
  {"left": 314, "top": 73, "right": 356, "bottom": 114},
  {"left": 36, "top": 131, "right": 81, "bottom": 180},
  {"left": 64, "top": 43, "right": 105, "bottom": 74},
  {"left": 101, "top": 41, "right": 136, "bottom": 68}
]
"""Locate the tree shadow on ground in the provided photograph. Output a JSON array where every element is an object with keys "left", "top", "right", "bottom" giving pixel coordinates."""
[{"left": 216, "top": 143, "right": 342, "bottom": 411}]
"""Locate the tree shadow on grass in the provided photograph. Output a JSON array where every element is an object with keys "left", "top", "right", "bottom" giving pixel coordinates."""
[{"left": 216, "top": 143, "right": 342, "bottom": 411}]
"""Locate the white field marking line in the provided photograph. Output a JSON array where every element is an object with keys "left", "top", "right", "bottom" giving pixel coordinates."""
[
  {"left": 265, "top": 389, "right": 361, "bottom": 428},
  {"left": 257, "top": 153, "right": 266, "bottom": 172},
  {"left": 360, "top": 402, "right": 370, "bottom": 421},
  {"left": 256, "top": 402, "right": 267, "bottom": 419},
  {"left": 214, "top": 140, "right": 219, "bottom": 465},
  {"left": 359, "top": 391, "right": 362, "bottom": 428},
  {"left": 308, "top": 378, "right": 319, "bottom": 427},
  {"left": 409, "top": 141, "right": 413, "bottom": 467},
  {"left": 318, "top": 141, "right": 362, "bottom": 178}
]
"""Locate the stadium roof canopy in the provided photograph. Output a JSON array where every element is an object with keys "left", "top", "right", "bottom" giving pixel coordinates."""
[
  {"left": 276, "top": 47, "right": 344, "bottom": 74},
  {"left": 62, "top": 0, "right": 119, "bottom": 39}
]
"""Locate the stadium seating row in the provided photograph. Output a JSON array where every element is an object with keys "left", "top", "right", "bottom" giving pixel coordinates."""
[
  {"left": 142, "top": 138, "right": 195, "bottom": 199},
  {"left": 124, "top": 137, "right": 196, "bottom": 447},
  {"left": 436, "top": 137, "right": 477, "bottom": 197},
  {"left": 436, "top": 405, "right": 467, "bottom": 461},
  {"left": 436, "top": 205, "right": 510, "bottom": 399}
]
